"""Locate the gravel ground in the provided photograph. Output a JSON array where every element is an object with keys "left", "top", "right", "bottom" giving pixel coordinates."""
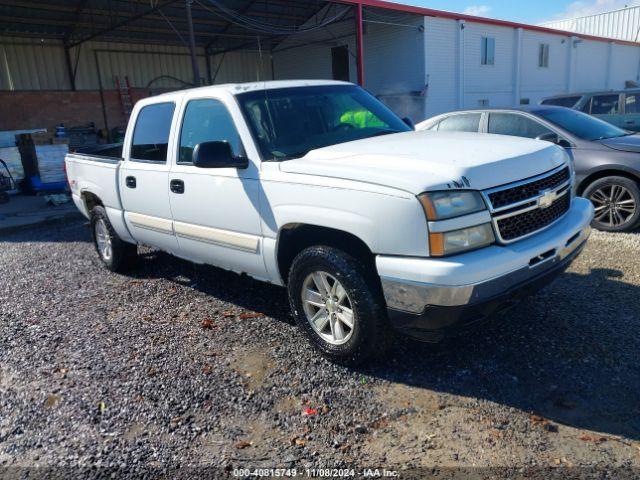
[{"left": 1, "top": 219, "right": 639, "bottom": 479}]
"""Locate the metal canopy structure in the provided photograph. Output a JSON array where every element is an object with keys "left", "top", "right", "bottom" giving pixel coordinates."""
[
  {"left": 0, "top": 0, "right": 363, "bottom": 88},
  {"left": 4, "top": 0, "right": 637, "bottom": 50},
  {"left": 3, "top": 0, "right": 638, "bottom": 91},
  {"left": 0, "top": 0, "right": 356, "bottom": 51}
]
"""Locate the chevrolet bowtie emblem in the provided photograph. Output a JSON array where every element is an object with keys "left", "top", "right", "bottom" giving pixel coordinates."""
[{"left": 538, "top": 189, "right": 556, "bottom": 209}]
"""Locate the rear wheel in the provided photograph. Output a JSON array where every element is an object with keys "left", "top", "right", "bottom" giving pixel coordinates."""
[
  {"left": 90, "top": 206, "right": 137, "bottom": 272},
  {"left": 583, "top": 176, "right": 640, "bottom": 232},
  {"left": 287, "top": 245, "right": 391, "bottom": 365}
]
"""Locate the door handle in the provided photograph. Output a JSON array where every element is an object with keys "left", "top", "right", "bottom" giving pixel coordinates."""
[
  {"left": 125, "top": 176, "right": 136, "bottom": 188},
  {"left": 625, "top": 120, "right": 635, "bottom": 124},
  {"left": 170, "top": 179, "right": 185, "bottom": 194}
]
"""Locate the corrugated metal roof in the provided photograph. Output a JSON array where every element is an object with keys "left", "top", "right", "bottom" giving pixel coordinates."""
[
  {"left": 541, "top": 5, "right": 640, "bottom": 42},
  {"left": 0, "top": 0, "right": 329, "bottom": 51}
]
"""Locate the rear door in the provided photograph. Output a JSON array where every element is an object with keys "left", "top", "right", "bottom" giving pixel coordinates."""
[
  {"left": 622, "top": 92, "right": 640, "bottom": 132},
  {"left": 119, "top": 100, "right": 181, "bottom": 254}
]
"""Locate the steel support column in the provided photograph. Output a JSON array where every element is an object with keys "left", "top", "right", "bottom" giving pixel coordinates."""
[
  {"left": 355, "top": 2, "right": 364, "bottom": 86},
  {"left": 93, "top": 50, "right": 111, "bottom": 142},
  {"left": 185, "top": 0, "right": 201, "bottom": 86},
  {"left": 205, "top": 46, "right": 213, "bottom": 84},
  {"left": 63, "top": 44, "right": 76, "bottom": 91}
]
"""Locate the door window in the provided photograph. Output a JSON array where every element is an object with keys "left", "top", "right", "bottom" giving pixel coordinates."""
[
  {"left": 590, "top": 94, "right": 619, "bottom": 115},
  {"left": 178, "top": 98, "right": 243, "bottom": 164},
  {"left": 130, "top": 102, "right": 175, "bottom": 162},
  {"left": 625, "top": 94, "right": 640, "bottom": 114},
  {"left": 437, "top": 113, "right": 481, "bottom": 133},
  {"left": 488, "top": 113, "right": 552, "bottom": 138}
]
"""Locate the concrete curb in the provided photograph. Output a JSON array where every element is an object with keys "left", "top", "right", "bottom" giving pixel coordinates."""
[{"left": 0, "top": 211, "right": 84, "bottom": 236}]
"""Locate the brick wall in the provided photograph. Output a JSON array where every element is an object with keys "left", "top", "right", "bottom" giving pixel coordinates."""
[{"left": 0, "top": 89, "right": 150, "bottom": 134}]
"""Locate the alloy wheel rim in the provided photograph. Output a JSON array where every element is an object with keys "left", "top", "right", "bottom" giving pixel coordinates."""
[
  {"left": 95, "top": 219, "right": 113, "bottom": 261},
  {"left": 301, "top": 271, "right": 354, "bottom": 345},
  {"left": 590, "top": 184, "right": 637, "bottom": 228}
]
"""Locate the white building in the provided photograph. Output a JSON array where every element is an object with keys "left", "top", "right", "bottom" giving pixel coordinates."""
[{"left": 271, "top": 2, "right": 640, "bottom": 121}]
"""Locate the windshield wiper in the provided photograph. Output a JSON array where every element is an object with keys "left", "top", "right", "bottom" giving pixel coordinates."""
[
  {"left": 267, "top": 131, "right": 403, "bottom": 161},
  {"left": 270, "top": 150, "right": 311, "bottom": 161},
  {"left": 369, "top": 129, "right": 403, "bottom": 138}
]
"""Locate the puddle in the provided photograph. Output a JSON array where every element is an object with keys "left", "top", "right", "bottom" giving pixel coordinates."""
[
  {"left": 124, "top": 422, "right": 146, "bottom": 441},
  {"left": 232, "top": 347, "right": 273, "bottom": 391},
  {"left": 376, "top": 383, "right": 441, "bottom": 414}
]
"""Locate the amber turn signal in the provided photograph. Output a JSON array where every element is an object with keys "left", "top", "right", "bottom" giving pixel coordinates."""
[{"left": 428, "top": 232, "right": 445, "bottom": 256}]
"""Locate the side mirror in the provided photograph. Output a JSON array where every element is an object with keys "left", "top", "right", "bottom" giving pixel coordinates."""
[
  {"left": 192, "top": 141, "right": 248, "bottom": 169},
  {"left": 402, "top": 117, "right": 415, "bottom": 130},
  {"left": 536, "top": 132, "right": 571, "bottom": 148}
]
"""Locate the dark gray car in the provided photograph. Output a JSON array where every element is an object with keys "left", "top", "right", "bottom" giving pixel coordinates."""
[{"left": 418, "top": 106, "right": 640, "bottom": 232}]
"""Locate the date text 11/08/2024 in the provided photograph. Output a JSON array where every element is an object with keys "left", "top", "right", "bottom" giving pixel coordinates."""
[{"left": 232, "top": 468, "right": 399, "bottom": 477}]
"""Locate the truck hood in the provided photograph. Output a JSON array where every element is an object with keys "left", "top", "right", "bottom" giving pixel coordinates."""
[
  {"left": 279, "top": 130, "right": 567, "bottom": 194},
  {"left": 597, "top": 134, "right": 640, "bottom": 153}
]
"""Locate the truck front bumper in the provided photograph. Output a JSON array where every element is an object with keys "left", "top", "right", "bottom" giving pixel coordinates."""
[{"left": 377, "top": 197, "right": 594, "bottom": 342}]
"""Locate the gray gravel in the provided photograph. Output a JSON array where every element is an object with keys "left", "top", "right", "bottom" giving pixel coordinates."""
[{"left": 1, "top": 220, "right": 639, "bottom": 478}]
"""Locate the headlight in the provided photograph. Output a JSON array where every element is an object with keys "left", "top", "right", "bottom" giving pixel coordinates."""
[
  {"left": 429, "top": 223, "right": 495, "bottom": 256},
  {"left": 418, "top": 191, "right": 486, "bottom": 220}
]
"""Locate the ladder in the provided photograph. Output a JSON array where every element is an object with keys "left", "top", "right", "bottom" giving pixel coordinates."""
[{"left": 115, "top": 76, "right": 133, "bottom": 118}]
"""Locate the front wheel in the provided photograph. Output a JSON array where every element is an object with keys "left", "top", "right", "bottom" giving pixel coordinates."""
[
  {"left": 287, "top": 246, "right": 391, "bottom": 365},
  {"left": 583, "top": 176, "right": 640, "bottom": 232},
  {"left": 90, "top": 206, "right": 137, "bottom": 272}
]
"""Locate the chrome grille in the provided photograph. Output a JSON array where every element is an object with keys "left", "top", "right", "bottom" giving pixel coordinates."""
[
  {"left": 497, "top": 192, "right": 571, "bottom": 241},
  {"left": 488, "top": 167, "right": 570, "bottom": 209},
  {"left": 484, "top": 165, "right": 573, "bottom": 244}
]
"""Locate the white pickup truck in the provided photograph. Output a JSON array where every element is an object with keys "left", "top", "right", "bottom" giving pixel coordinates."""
[{"left": 66, "top": 80, "right": 594, "bottom": 364}]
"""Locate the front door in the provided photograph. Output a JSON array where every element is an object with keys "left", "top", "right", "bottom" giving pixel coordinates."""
[
  {"left": 168, "top": 97, "right": 267, "bottom": 279},
  {"left": 120, "top": 101, "right": 180, "bottom": 254}
]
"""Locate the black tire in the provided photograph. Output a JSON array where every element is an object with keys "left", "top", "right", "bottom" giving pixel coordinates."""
[
  {"left": 583, "top": 176, "right": 640, "bottom": 232},
  {"left": 287, "top": 245, "right": 392, "bottom": 365},
  {"left": 90, "top": 205, "right": 137, "bottom": 272}
]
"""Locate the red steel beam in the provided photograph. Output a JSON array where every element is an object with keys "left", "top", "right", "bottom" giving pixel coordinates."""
[{"left": 333, "top": 0, "right": 640, "bottom": 47}]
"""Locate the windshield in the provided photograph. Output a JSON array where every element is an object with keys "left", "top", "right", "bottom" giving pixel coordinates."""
[
  {"left": 237, "top": 85, "right": 411, "bottom": 160},
  {"left": 536, "top": 108, "right": 628, "bottom": 141}
]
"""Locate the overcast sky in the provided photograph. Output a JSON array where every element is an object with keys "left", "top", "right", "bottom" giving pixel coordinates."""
[{"left": 402, "top": 0, "right": 640, "bottom": 24}]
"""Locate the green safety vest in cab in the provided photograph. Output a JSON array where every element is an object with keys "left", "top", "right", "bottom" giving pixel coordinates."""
[{"left": 340, "top": 110, "right": 385, "bottom": 129}]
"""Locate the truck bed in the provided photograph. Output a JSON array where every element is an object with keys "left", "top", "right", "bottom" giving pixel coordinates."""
[{"left": 64, "top": 152, "right": 122, "bottom": 218}]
